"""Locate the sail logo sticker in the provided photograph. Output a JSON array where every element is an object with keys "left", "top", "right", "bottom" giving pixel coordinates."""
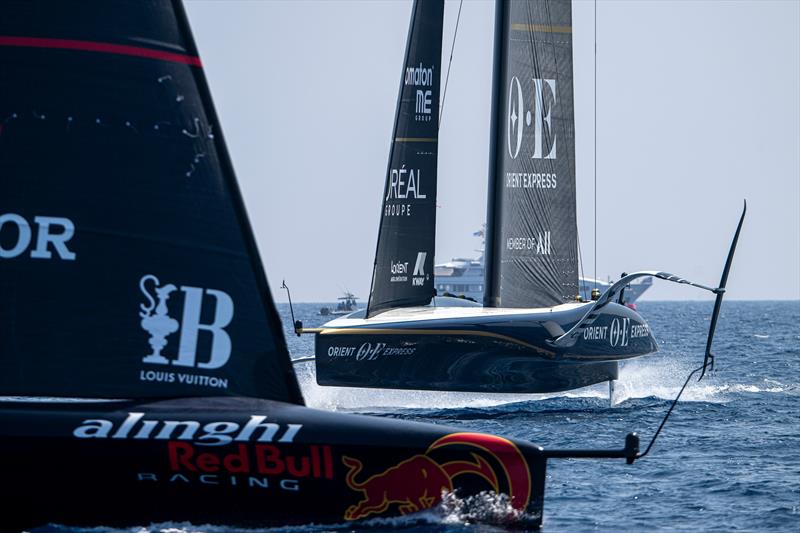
[
  {"left": 0, "top": 213, "right": 76, "bottom": 260},
  {"left": 139, "top": 274, "right": 234, "bottom": 385},
  {"left": 412, "top": 251, "right": 427, "bottom": 286},
  {"left": 405, "top": 63, "right": 434, "bottom": 87},
  {"left": 385, "top": 166, "right": 427, "bottom": 217},
  {"left": 390, "top": 260, "right": 409, "bottom": 283},
  {"left": 506, "top": 231, "right": 551, "bottom": 255},
  {"left": 415, "top": 90, "right": 432, "bottom": 121},
  {"left": 405, "top": 64, "right": 434, "bottom": 122},
  {"left": 507, "top": 76, "right": 557, "bottom": 160}
]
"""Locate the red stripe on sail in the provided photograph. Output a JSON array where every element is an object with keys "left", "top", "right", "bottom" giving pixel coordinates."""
[{"left": 0, "top": 36, "right": 202, "bottom": 67}]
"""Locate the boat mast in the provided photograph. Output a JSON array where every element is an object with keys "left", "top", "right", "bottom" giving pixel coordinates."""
[{"left": 482, "top": 0, "right": 505, "bottom": 308}]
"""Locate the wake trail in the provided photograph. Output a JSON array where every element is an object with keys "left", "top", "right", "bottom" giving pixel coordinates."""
[{"left": 295, "top": 355, "right": 793, "bottom": 413}]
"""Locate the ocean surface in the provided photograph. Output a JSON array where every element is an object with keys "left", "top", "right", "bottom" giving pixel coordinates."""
[{"left": 45, "top": 301, "right": 798, "bottom": 532}]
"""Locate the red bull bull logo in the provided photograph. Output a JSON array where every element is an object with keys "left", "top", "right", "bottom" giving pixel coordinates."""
[{"left": 343, "top": 432, "right": 531, "bottom": 521}]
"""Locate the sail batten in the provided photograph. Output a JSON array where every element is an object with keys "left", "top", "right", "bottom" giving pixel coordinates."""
[
  {"left": 485, "top": 0, "right": 579, "bottom": 309},
  {"left": 366, "top": 0, "right": 445, "bottom": 318}
]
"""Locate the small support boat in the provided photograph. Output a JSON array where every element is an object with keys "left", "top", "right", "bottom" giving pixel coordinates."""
[{"left": 320, "top": 291, "right": 361, "bottom": 316}]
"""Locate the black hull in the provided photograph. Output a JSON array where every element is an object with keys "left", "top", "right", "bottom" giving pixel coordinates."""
[
  {"left": 317, "top": 334, "right": 619, "bottom": 393},
  {"left": 315, "top": 302, "right": 654, "bottom": 393},
  {"left": 0, "top": 396, "right": 547, "bottom": 529}
]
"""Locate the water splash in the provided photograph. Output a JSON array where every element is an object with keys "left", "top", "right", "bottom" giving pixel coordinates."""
[
  {"left": 295, "top": 362, "right": 546, "bottom": 412},
  {"left": 439, "top": 490, "right": 537, "bottom": 527},
  {"left": 66, "top": 491, "right": 538, "bottom": 533},
  {"left": 296, "top": 353, "right": 794, "bottom": 413}
]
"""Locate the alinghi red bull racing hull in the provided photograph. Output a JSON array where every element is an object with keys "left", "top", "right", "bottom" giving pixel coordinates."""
[{"left": 0, "top": 396, "right": 557, "bottom": 529}]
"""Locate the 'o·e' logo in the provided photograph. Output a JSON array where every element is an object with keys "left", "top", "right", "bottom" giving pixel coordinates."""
[{"left": 507, "top": 76, "right": 557, "bottom": 160}]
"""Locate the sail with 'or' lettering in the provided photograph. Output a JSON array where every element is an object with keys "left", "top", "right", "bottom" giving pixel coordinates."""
[{"left": 0, "top": 0, "right": 303, "bottom": 404}]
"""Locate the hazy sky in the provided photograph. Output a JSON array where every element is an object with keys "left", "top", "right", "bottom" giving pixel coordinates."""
[{"left": 184, "top": 0, "right": 799, "bottom": 302}]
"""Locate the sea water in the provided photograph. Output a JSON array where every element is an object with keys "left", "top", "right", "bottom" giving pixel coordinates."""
[{"left": 43, "top": 301, "right": 799, "bottom": 532}]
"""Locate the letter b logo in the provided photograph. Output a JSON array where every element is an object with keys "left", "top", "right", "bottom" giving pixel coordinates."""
[
  {"left": 139, "top": 275, "right": 235, "bottom": 370},
  {"left": 174, "top": 287, "right": 234, "bottom": 369}
]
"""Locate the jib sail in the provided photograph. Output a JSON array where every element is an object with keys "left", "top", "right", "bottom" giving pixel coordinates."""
[
  {"left": 484, "top": 0, "right": 579, "bottom": 308},
  {"left": 366, "top": 0, "right": 444, "bottom": 318},
  {"left": 0, "top": 0, "right": 303, "bottom": 404}
]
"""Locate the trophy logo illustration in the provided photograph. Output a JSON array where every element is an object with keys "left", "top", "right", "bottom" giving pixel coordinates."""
[{"left": 139, "top": 274, "right": 179, "bottom": 364}]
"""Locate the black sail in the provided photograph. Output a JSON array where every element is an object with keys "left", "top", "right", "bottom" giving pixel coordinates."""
[
  {"left": 485, "top": 0, "right": 579, "bottom": 308},
  {"left": 0, "top": 0, "right": 304, "bottom": 404},
  {"left": 367, "top": 0, "right": 444, "bottom": 318}
]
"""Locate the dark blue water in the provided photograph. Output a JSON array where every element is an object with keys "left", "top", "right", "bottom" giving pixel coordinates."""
[
  {"left": 281, "top": 301, "right": 799, "bottom": 532},
  {"left": 43, "top": 301, "right": 799, "bottom": 532}
]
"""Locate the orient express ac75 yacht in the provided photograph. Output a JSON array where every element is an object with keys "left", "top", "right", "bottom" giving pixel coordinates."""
[{"left": 302, "top": 0, "right": 744, "bottom": 397}]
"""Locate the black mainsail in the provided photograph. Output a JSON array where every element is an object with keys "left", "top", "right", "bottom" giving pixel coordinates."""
[
  {"left": 366, "top": 0, "right": 444, "bottom": 317},
  {"left": 0, "top": 0, "right": 303, "bottom": 404},
  {"left": 485, "top": 0, "right": 579, "bottom": 308}
]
